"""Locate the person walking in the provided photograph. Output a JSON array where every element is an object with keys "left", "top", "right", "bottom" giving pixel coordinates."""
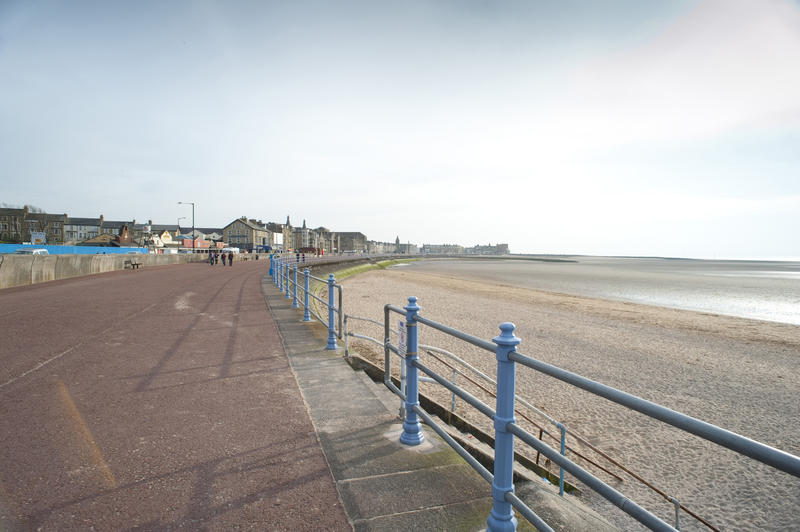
[
  {"left": 209, "top": 251, "right": 214, "bottom": 266},
  {"left": 221, "top": 252, "right": 226, "bottom": 266},
  {"left": 228, "top": 251, "right": 234, "bottom": 266}
]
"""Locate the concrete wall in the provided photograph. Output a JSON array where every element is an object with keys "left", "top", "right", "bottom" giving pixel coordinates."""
[{"left": 0, "top": 253, "right": 206, "bottom": 290}]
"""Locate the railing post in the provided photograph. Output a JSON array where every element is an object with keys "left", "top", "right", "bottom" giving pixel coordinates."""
[
  {"left": 303, "top": 268, "right": 311, "bottom": 321},
  {"left": 285, "top": 262, "right": 291, "bottom": 299},
  {"left": 400, "top": 347, "right": 407, "bottom": 421},
  {"left": 451, "top": 369, "right": 457, "bottom": 414},
  {"left": 344, "top": 315, "right": 350, "bottom": 356},
  {"left": 671, "top": 497, "right": 681, "bottom": 531},
  {"left": 487, "top": 322, "right": 520, "bottom": 532},
  {"left": 558, "top": 423, "right": 566, "bottom": 496},
  {"left": 325, "top": 273, "right": 338, "bottom": 350},
  {"left": 400, "top": 296, "right": 424, "bottom": 445},
  {"left": 292, "top": 265, "right": 299, "bottom": 308},
  {"left": 337, "top": 284, "right": 343, "bottom": 339}
]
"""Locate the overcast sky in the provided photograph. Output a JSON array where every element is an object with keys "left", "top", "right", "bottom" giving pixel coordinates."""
[{"left": 2, "top": 0, "right": 799, "bottom": 259}]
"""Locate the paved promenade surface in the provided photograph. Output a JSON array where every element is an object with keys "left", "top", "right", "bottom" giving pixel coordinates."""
[{"left": 0, "top": 260, "right": 351, "bottom": 530}]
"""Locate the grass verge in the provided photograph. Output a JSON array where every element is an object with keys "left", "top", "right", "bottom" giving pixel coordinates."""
[{"left": 331, "top": 258, "right": 418, "bottom": 281}]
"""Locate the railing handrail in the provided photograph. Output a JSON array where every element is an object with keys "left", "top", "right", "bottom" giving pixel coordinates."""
[
  {"left": 346, "top": 307, "right": 670, "bottom": 494},
  {"left": 270, "top": 256, "right": 342, "bottom": 349},
  {"left": 344, "top": 313, "right": 562, "bottom": 428},
  {"left": 395, "top": 308, "right": 677, "bottom": 530},
  {"left": 380, "top": 298, "right": 800, "bottom": 531},
  {"left": 509, "top": 350, "right": 800, "bottom": 477}
]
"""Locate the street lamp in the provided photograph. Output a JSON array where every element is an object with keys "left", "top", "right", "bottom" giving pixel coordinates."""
[
  {"left": 177, "top": 216, "right": 186, "bottom": 234},
  {"left": 178, "top": 202, "right": 195, "bottom": 252}
]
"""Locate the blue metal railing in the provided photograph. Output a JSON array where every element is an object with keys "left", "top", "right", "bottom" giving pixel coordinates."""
[
  {"left": 269, "top": 253, "right": 415, "bottom": 350},
  {"left": 266, "top": 257, "right": 800, "bottom": 531},
  {"left": 343, "top": 315, "right": 631, "bottom": 492},
  {"left": 380, "top": 296, "right": 800, "bottom": 532},
  {"left": 269, "top": 254, "right": 343, "bottom": 350}
]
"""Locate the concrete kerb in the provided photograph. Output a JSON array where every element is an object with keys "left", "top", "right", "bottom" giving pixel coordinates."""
[{"left": 260, "top": 274, "right": 617, "bottom": 532}]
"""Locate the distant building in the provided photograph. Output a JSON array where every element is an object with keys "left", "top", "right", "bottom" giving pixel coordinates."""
[
  {"left": 0, "top": 206, "right": 66, "bottom": 244},
  {"left": 265, "top": 220, "right": 289, "bottom": 251},
  {"left": 101, "top": 218, "right": 135, "bottom": 238},
  {"left": 2, "top": 204, "right": 469, "bottom": 258},
  {"left": 78, "top": 223, "right": 137, "bottom": 247},
  {"left": 175, "top": 236, "right": 211, "bottom": 250},
  {"left": 0, "top": 207, "right": 25, "bottom": 242},
  {"left": 195, "top": 228, "right": 224, "bottom": 242},
  {"left": 64, "top": 216, "right": 103, "bottom": 244},
  {"left": 465, "top": 243, "right": 509, "bottom": 255},
  {"left": 398, "top": 242, "right": 418, "bottom": 254},
  {"left": 336, "top": 232, "right": 368, "bottom": 252},
  {"left": 421, "top": 244, "right": 464, "bottom": 255},
  {"left": 367, "top": 240, "right": 395, "bottom": 254},
  {"left": 292, "top": 219, "right": 314, "bottom": 250},
  {"left": 223, "top": 217, "right": 274, "bottom": 252},
  {"left": 29, "top": 211, "right": 67, "bottom": 244}
]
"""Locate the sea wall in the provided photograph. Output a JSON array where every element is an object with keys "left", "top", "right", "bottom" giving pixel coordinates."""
[{"left": 0, "top": 253, "right": 206, "bottom": 290}]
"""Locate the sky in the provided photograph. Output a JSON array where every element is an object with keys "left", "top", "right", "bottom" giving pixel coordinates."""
[{"left": 1, "top": 0, "right": 799, "bottom": 259}]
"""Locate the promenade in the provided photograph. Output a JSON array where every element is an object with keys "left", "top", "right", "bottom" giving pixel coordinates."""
[
  {"left": 0, "top": 260, "right": 350, "bottom": 530},
  {"left": 0, "top": 259, "right": 611, "bottom": 531}
]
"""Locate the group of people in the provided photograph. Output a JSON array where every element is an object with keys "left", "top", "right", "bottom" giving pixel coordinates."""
[{"left": 209, "top": 250, "right": 234, "bottom": 266}]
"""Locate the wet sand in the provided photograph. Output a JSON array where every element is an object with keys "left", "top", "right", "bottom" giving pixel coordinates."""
[{"left": 339, "top": 264, "right": 800, "bottom": 531}]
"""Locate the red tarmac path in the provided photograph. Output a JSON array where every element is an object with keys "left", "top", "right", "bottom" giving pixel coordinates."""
[{"left": 0, "top": 260, "right": 351, "bottom": 530}]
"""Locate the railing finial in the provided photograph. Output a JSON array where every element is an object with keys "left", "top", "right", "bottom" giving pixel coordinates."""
[{"left": 493, "top": 322, "right": 520, "bottom": 351}]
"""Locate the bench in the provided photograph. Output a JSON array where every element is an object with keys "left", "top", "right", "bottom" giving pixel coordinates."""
[{"left": 124, "top": 258, "right": 141, "bottom": 270}]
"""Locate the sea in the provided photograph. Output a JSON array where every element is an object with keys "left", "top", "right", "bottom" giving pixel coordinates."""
[{"left": 401, "top": 256, "right": 800, "bottom": 325}]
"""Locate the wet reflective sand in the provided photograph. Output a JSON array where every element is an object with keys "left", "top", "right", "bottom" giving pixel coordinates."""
[{"left": 405, "top": 256, "right": 800, "bottom": 324}]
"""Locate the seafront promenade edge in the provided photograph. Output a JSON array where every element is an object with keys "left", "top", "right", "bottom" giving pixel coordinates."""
[{"left": 261, "top": 269, "right": 617, "bottom": 531}]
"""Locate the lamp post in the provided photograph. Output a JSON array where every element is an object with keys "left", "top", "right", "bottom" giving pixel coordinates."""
[
  {"left": 178, "top": 202, "right": 195, "bottom": 252},
  {"left": 177, "top": 216, "right": 186, "bottom": 235}
]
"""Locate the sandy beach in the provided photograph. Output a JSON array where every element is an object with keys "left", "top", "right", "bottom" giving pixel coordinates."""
[{"left": 338, "top": 263, "right": 800, "bottom": 531}]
